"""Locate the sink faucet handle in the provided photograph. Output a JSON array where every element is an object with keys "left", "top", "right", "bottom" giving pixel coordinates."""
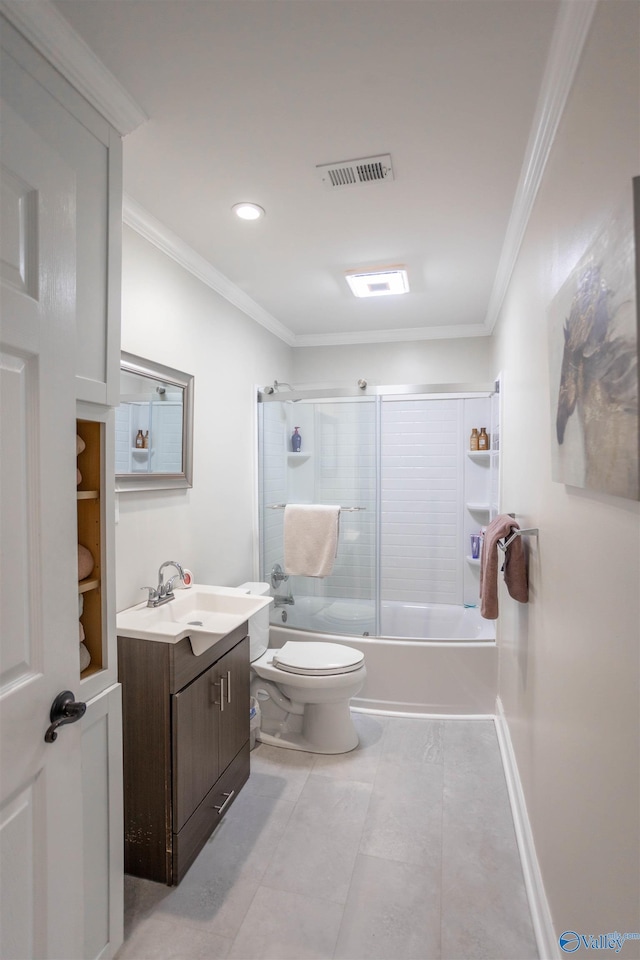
[{"left": 142, "top": 586, "right": 159, "bottom": 603}]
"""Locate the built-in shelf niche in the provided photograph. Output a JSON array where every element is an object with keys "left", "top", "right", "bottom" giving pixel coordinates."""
[{"left": 77, "top": 418, "right": 104, "bottom": 679}]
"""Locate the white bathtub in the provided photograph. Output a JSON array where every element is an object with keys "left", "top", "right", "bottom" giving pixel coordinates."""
[{"left": 268, "top": 598, "right": 497, "bottom": 716}]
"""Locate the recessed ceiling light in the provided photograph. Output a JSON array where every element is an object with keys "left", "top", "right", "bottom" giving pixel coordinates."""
[
  {"left": 345, "top": 268, "right": 409, "bottom": 298},
  {"left": 232, "top": 202, "right": 265, "bottom": 221}
]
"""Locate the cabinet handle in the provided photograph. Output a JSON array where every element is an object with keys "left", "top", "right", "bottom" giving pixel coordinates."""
[
  {"left": 226, "top": 670, "right": 232, "bottom": 704},
  {"left": 213, "top": 789, "right": 235, "bottom": 814},
  {"left": 214, "top": 676, "right": 225, "bottom": 711}
]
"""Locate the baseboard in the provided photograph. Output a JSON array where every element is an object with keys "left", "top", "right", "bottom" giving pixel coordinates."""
[{"left": 494, "top": 697, "right": 560, "bottom": 960}]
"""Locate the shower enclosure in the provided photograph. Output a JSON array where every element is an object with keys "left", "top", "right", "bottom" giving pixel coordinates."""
[{"left": 258, "top": 383, "right": 499, "bottom": 641}]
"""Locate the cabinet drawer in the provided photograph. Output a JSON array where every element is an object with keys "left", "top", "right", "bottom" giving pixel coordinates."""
[{"left": 172, "top": 741, "right": 249, "bottom": 885}]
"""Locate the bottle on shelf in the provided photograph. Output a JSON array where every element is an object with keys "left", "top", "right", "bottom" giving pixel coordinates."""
[
  {"left": 291, "top": 427, "right": 302, "bottom": 453},
  {"left": 478, "top": 427, "right": 489, "bottom": 450},
  {"left": 135, "top": 429, "right": 144, "bottom": 449},
  {"left": 469, "top": 428, "right": 479, "bottom": 451},
  {"left": 143, "top": 430, "right": 149, "bottom": 449}
]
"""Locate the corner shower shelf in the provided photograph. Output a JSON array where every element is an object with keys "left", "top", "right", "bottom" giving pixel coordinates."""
[
  {"left": 466, "top": 502, "right": 490, "bottom": 513},
  {"left": 466, "top": 556, "right": 481, "bottom": 566},
  {"left": 287, "top": 452, "right": 311, "bottom": 462},
  {"left": 467, "top": 450, "right": 491, "bottom": 461}
]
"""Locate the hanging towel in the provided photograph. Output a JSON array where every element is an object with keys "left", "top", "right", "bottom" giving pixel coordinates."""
[
  {"left": 283, "top": 504, "right": 340, "bottom": 578},
  {"left": 479, "top": 514, "right": 529, "bottom": 619}
]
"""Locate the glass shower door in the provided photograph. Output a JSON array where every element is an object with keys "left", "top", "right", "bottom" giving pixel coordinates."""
[{"left": 259, "top": 397, "right": 377, "bottom": 637}]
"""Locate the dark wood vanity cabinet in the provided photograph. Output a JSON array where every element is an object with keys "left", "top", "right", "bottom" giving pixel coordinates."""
[{"left": 118, "top": 622, "right": 250, "bottom": 885}]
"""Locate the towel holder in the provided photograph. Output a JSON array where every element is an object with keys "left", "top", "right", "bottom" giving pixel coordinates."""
[
  {"left": 267, "top": 503, "right": 366, "bottom": 512},
  {"left": 497, "top": 515, "right": 539, "bottom": 552}
]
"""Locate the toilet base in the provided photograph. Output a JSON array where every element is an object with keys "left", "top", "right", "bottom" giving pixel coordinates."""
[{"left": 257, "top": 700, "right": 360, "bottom": 755}]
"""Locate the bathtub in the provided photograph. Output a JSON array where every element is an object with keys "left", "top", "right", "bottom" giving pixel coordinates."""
[{"left": 268, "top": 597, "right": 497, "bottom": 716}]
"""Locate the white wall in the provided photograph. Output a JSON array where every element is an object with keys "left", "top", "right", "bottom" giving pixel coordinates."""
[
  {"left": 292, "top": 335, "right": 494, "bottom": 388},
  {"left": 116, "top": 226, "right": 292, "bottom": 610},
  {"left": 492, "top": 0, "right": 639, "bottom": 939}
]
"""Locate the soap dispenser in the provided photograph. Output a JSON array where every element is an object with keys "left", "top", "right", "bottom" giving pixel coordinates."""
[{"left": 291, "top": 427, "right": 302, "bottom": 453}]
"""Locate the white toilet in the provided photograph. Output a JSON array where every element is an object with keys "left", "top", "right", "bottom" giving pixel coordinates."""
[{"left": 238, "top": 582, "right": 366, "bottom": 754}]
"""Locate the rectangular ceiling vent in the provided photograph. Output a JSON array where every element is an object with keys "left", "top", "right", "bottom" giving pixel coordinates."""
[{"left": 316, "top": 154, "right": 394, "bottom": 188}]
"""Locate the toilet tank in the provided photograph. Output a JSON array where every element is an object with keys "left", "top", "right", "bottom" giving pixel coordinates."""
[{"left": 237, "top": 582, "right": 271, "bottom": 661}]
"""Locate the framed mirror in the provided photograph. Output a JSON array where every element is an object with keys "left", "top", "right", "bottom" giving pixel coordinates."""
[{"left": 115, "top": 352, "right": 194, "bottom": 492}]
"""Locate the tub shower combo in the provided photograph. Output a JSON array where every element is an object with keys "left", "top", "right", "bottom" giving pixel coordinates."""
[{"left": 257, "top": 382, "right": 501, "bottom": 716}]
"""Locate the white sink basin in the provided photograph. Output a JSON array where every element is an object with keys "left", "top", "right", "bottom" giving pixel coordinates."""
[{"left": 116, "top": 584, "right": 272, "bottom": 656}]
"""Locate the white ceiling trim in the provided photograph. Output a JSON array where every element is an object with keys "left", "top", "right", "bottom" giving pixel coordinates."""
[
  {"left": 0, "top": 0, "right": 147, "bottom": 135},
  {"left": 295, "top": 324, "right": 491, "bottom": 347},
  {"left": 483, "top": 0, "right": 598, "bottom": 333},
  {"left": 123, "top": 195, "right": 297, "bottom": 347}
]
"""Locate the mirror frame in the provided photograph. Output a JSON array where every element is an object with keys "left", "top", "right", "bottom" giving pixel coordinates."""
[{"left": 116, "top": 352, "right": 194, "bottom": 492}]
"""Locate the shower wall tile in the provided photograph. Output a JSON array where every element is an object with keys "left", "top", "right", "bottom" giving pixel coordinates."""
[{"left": 381, "top": 399, "right": 463, "bottom": 605}]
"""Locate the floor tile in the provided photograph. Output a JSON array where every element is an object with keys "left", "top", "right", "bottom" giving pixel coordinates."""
[
  {"left": 334, "top": 854, "right": 441, "bottom": 960},
  {"left": 245, "top": 743, "right": 316, "bottom": 802},
  {"left": 441, "top": 721, "right": 537, "bottom": 959},
  {"left": 381, "top": 716, "right": 444, "bottom": 766},
  {"left": 359, "top": 763, "right": 443, "bottom": 867},
  {"left": 122, "top": 875, "right": 171, "bottom": 939},
  {"left": 228, "top": 885, "right": 344, "bottom": 960},
  {"left": 261, "top": 775, "right": 372, "bottom": 904},
  {"left": 193, "top": 790, "right": 295, "bottom": 881},
  {"left": 115, "top": 914, "right": 232, "bottom": 960},
  {"left": 153, "top": 872, "right": 261, "bottom": 940}
]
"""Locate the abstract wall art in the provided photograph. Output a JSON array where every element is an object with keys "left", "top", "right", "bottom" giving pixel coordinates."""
[{"left": 548, "top": 179, "right": 639, "bottom": 501}]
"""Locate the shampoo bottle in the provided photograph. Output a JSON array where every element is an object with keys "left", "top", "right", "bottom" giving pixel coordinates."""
[
  {"left": 478, "top": 427, "right": 489, "bottom": 450},
  {"left": 469, "top": 428, "right": 479, "bottom": 451},
  {"left": 291, "top": 427, "right": 302, "bottom": 453}
]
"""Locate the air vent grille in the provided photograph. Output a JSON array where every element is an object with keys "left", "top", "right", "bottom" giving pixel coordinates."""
[{"left": 317, "top": 154, "right": 394, "bottom": 188}]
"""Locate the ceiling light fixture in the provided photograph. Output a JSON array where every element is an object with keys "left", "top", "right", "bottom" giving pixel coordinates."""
[
  {"left": 232, "top": 202, "right": 265, "bottom": 221},
  {"left": 345, "top": 267, "right": 409, "bottom": 298}
]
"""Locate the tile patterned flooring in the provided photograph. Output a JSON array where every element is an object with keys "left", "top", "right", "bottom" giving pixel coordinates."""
[{"left": 116, "top": 715, "right": 539, "bottom": 960}]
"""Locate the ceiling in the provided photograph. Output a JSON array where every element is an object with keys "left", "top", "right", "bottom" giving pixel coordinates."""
[{"left": 51, "top": 0, "right": 561, "bottom": 346}]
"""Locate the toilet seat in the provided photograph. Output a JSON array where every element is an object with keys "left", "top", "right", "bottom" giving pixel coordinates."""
[{"left": 272, "top": 641, "right": 364, "bottom": 677}]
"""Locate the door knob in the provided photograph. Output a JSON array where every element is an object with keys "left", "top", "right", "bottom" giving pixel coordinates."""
[{"left": 44, "top": 690, "right": 86, "bottom": 743}]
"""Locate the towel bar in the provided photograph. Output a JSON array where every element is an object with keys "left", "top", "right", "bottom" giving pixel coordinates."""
[
  {"left": 497, "top": 527, "right": 539, "bottom": 551},
  {"left": 267, "top": 503, "right": 366, "bottom": 512}
]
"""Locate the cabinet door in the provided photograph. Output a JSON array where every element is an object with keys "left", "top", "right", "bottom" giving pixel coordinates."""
[
  {"left": 172, "top": 667, "right": 221, "bottom": 832},
  {"left": 218, "top": 637, "right": 250, "bottom": 774}
]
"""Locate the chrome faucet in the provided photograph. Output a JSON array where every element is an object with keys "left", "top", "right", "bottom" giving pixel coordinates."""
[
  {"left": 270, "top": 563, "right": 294, "bottom": 606},
  {"left": 273, "top": 592, "right": 295, "bottom": 607},
  {"left": 142, "top": 560, "right": 186, "bottom": 607}
]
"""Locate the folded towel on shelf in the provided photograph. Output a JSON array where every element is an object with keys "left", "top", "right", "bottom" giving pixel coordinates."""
[
  {"left": 284, "top": 504, "right": 341, "bottom": 578},
  {"left": 480, "top": 514, "right": 529, "bottom": 619}
]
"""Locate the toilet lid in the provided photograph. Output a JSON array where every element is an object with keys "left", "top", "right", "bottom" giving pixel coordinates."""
[{"left": 272, "top": 641, "right": 364, "bottom": 676}]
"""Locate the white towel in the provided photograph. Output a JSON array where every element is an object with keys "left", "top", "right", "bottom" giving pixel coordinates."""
[{"left": 283, "top": 504, "right": 340, "bottom": 578}]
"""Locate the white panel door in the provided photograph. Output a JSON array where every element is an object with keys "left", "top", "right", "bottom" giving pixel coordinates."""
[{"left": 0, "top": 101, "right": 84, "bottom": 958}]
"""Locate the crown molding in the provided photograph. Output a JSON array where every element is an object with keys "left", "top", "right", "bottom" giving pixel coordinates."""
[
  {"left": 0, "top": 0, "right": 147, "bottom": 135},
  {"left": 123, "top": 195, "right": 297, "bottom": 347},
  {"left": 294, "top": 323, "right": 491, "bottom": 348},
  {"left": 484, "top": 0, "right": 598, "bottom": 333}
]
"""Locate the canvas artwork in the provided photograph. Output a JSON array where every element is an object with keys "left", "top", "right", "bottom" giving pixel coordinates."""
[{"left": 548, "top": 180, "right": 640, "bottom": 501}]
